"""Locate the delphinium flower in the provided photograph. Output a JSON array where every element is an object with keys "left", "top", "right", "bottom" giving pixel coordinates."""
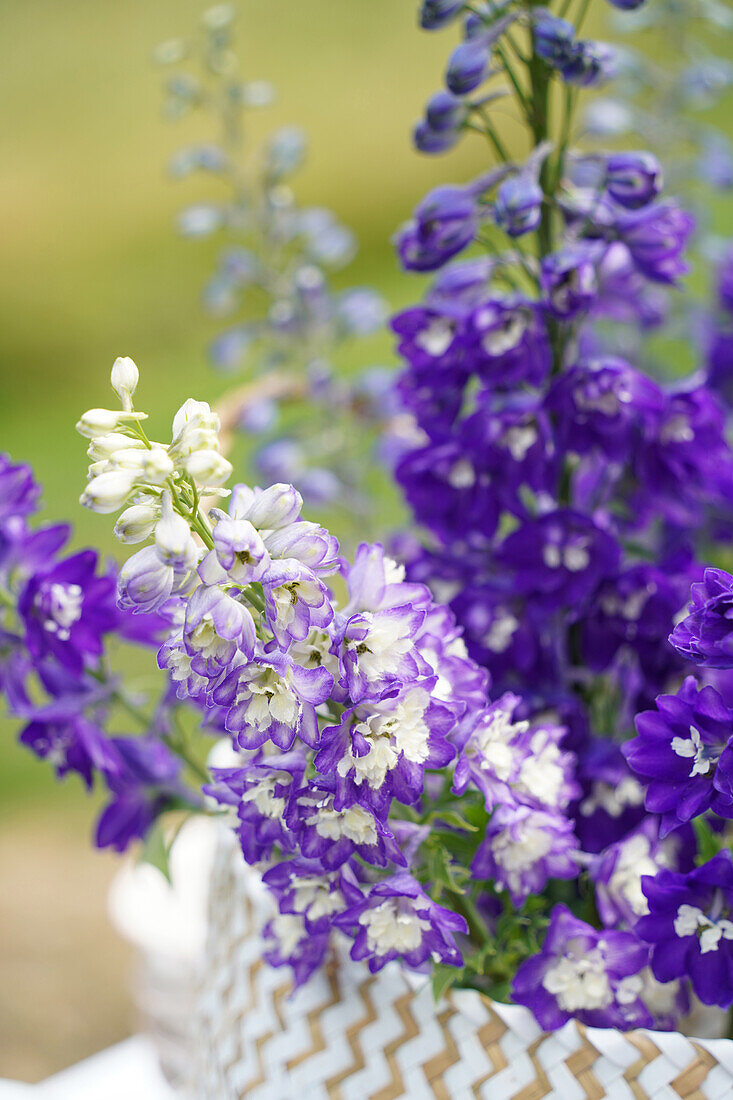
[
  {"left": 637, "top": 852, "right": 733, "bottom": 1008},
  {"left": 512, "top": 905, "right": 652, "bottom": 1030},
  {"left": 69, "top": 357, "right": 629, "bottom": 1003},
  {"left": 581, "top": 0, "right": 733, "bottom": 374},
  {"left": 0, "top": 443, "right": 191, "bottom": 853},
  {"left": 156, "top": 5, "right": 392, "bottom": 534},
  {"left": 381, "top": 0, "right": 733, "bottom": 1031}
]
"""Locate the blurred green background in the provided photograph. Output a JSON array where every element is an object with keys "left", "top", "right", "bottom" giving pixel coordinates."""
[{"left": 1, "top": 0, "right": 732, "bottom": 1081}]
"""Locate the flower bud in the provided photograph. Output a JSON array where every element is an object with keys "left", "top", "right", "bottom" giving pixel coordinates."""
[
  {"left": 540, "top": 249, "right": 598, "bottom": 318},
  {"left": 154, "top": 492, "right": 198, "bottom": 569},
  {"left": 169, "top": 427, "right": 220, "bottom": 461},
  {"left": 110, "top": 356, "right": 139, "bottom": 410},
  {"left": 114, "top": 502, "right": 160, "bottom": 543},
  {"left": 395, "top": 185, "right": 477, "bottom": 272},
  {"left": 212, "top": 516, "right": 270, "bottom": 583},
  {"left": 606, "top": 151, "right": 662, "bottom": 210},
  {"left": 413, "top": 120, "right": 460, "bottom": 155},
  {"left": 182, "top": 450, "right": 233, "bottom": 487},
  {"left": 171, "top": 399, "right": 220, "bottom": 443},
  {"left": 76, "top": 409, "right": 147, "bottom": 440},
  {"left": 494, "top": 173, "right": 544, "bottom": 238},
  {"left": 243, "top": 483, "right": 303, "bottom": 530},
  {"left": 533, "top": 11, "right": 575, "bottom": 68},
  {"left": 88, "top": 433, "right": 145, "bottom": 462},
  {"left": 426, "top": 90, "right": 468, "bottom": 133},
  {"left": 118, "top": 546, "right": 175, "bottom": 613},
  {"left": 141, "top": 446, "right": 176, "bottom": 485},
  {"left": 80, "top": 469, "right": 137, "bottom": 513},
  {"left": 419, "top": 0, "right": 463, "bottom": 30},
  {"left": 561, "top": 41, "right": 617, "bottom": 87},
  {"left": 445, "top": 39, "right": 490, "bottom": 95}
]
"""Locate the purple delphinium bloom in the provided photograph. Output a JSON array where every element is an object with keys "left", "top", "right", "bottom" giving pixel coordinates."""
[
  {"left": 396, "top": 440, "right": 501, "bottom": 544},
  {"left": 669, "top": 568, "right": 733, "bottom": 669},
  {"left": 262, "top": 913, "right": 331, "bottom": 989},
  {"left": 512, "top": 904, "right": 652, "bottom": 1030},
  {"left": 496, "top": 510, "right": 620, "bottom": 613},
  {"left": 544, "top": 358, "right": 664, "bottom": 462},
  {"left": 540, "top": 248, "right": 599, "bottom": 318},
  {"left": 624, "top": 677, "right": 733, "bottom": 834},
  {"left": 262, "top": 559, "right": 334, "bottom": 647},
  {"left": 472, "top": 804, "right": 579, "bottom": 906},
  {"left": 95, "top": 736, "right": 183, "bottom": 852},
  {"left": 615, "top": 202, "right": 694, "bottom": 284},
  {"left": 605, "top": 151, "right": 663, "bottom": 210},
  {"left": 213, "top": 652, "right": 333, "bottom": 751},
  {"left": 337, "top": 604, "right": 430, "bottom": 705},
  {"left": 20, "top": 714, "right": 120, "bottom": 789},
  {"left": 286, "top": 777, "right": 405, "bottom": 871},
  {"left": 334, "top": 872, "right": 468, "bottom": 973},
  {"left": 19, "top": 550, "right": 119, "bottom": 675},
  {"left": 395, "top": 186, "right": 479, "bottom": 272},
  {"left": 262, "top": 858, "right": 363, "bottom": 934},
  {"left": 414, "top": 119, "right": 461, "bottom": 155},
  {"left": 633, "top": 385, "right": 733, "bottom": 527},
  {"left": 314, "top": 683, "right": 455, "bottom": 807},
  {"left": 205, "top": 754, "right": 307, "bottom": 864},
  {"left": 573, "top": 740, "right": 646, "bottom": 854},
  {"left": 493, "top": 173, "right": 543, "bottom": 238},
  {"left": 466, "top": 299, "right": 551, "bottom": 389},
  {"left": 637, "top": 851, "right": 733, "bottom": 1008},
  {"left": 581, "top": 562, "right": 695, "bottom": 689},
  {"left": 0, "top": 454, "right": 41, "bottom": 525},
  {"left": 591, "top": 818, "right": 695, "bottom": 929},
  {"left": 183, "top": 584, "right": 256, "bottom": 679},
  {"left": 454, "top": 693, "right": 578, "bottom": 813}
]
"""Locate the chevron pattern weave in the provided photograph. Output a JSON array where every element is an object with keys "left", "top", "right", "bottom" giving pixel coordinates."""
[{"left": 189, "top": 837, "right": 733, "bottom": 1099}]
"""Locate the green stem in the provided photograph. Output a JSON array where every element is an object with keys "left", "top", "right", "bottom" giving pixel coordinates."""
[
  {"left": 473, "top": 110, "right": 511, "bottom": 162},
  {"left": 452, "top": 890, "right": 490, "bottom": 947},
  {"left": 162, "top": 728, "right": 210, "bottom": 786}
]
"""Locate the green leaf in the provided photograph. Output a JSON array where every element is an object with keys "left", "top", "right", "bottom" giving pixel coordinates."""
[
  {"left": 139, "top": 820, "right": 172, "bottom": 883},
  {"left": 426, "top": 840, "right": 471, "bottom": 898},
  {"left": 693, "top": 816, "right": 723, "bottom": 866},
  {"left": 432, "top": 964, "right": 461, "bottom": 1002},
  {"left": 428, "top": 809, "right": 479, "bottom": 832}
]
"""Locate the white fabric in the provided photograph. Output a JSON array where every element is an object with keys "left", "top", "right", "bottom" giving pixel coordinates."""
[{"left": 0, "top": 1038, "right": 176, "bottom": 1098}]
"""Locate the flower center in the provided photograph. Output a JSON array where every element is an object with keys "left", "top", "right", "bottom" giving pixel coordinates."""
[
  {"left": 671, "top": 726, "right": 716, "bottom": 778},
  {"left": 38, "top": 582, "right": 83, "bottom": 640}
]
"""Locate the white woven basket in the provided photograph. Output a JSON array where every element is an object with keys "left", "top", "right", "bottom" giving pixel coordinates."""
[{"left": 185, "top": 833, "right": 733, "bottom": 1100}]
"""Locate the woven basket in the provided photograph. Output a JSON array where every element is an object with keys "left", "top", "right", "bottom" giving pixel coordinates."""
[{"left": 186, "top": 833, "right": 733, "bottom": 1100}]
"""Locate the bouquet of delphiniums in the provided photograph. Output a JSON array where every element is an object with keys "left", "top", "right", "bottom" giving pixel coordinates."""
[
  {"left": 156, "top": 4, "right": 392, "bottom": 524},
  {"left": 381, "top": 0, "right": 733, "bottom": 1029},
  {"left": 9, "top": 0, "right": 733, "bottom": 1047}
]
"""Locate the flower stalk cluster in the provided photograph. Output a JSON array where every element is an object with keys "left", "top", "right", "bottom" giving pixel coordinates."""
[
  {"left": 157, "top": 4, "right": 393, "bottom": 526},
  {"left": 383, "top": 0, "right": 733, "bottom": 1027}
]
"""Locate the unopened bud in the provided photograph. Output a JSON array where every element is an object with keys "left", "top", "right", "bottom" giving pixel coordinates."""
[
  {"left": 154, "top": 492, "right": 198, "bottom": 568},
  {"left": 183, "top": 450, "right": 233, "bottom": 487},
  {"left": 80, "top": 469, "right": 137, "bottom": 513},
  {"left": 114, "top": 502, "right": 160, "bottom": 543},
  {"left": 110, "top": 356, "right": 139, "bottom": 410},
  {"left": 76, "top": 408, "right": 147, "bottom": 439},
  {"left": 244, "top": 482, "right": 303, "bottom": 530}
]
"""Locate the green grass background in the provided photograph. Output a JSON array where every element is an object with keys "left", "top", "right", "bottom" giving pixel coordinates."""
[{"left": 1, "top": 0, "right": 732, "bottom": 819}]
